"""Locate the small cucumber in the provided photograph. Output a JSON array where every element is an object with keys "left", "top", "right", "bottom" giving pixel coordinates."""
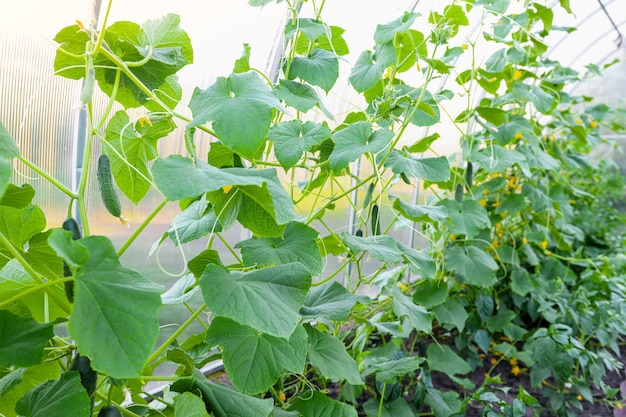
[
  {"left": 61, "top": 218, "right": 82, "bottom": 303},
  {"left": 362, "top": 182, "right": 375, "bottom": 208},
  {"left": 371, "top": 204, "right": 381, "bottom": 235},
  {"left": 465, "top": 161, "right": 473, "bottom": 190},
  {"left": 97, "top": 406, "right": 123, "bottom": 417},
  {"left": 80, "top": 68, "right": 95, "bottom": 104},
  {"left": 70, "top": 353, "right": 98, "bottom": 398},
  {"left": 454, "top": 183, "right": 463, "bottom": 203},
  {"left": 97, "top": 154, "right": 122, "bottom": 218}
]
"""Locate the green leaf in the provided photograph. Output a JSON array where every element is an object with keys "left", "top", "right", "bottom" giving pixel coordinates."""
[
  {"left": 299, "top": 25, "right": 350, "bottom": 56},
  {"left": 174, "top": 392, "right": 210, "bottom": 417},
  {"left": 15, "top": 372, "right": 90, "bottom": 417},
  {"left": 153, "top": 156, "right": 296, "bottom": 227},
  {"left": 363, "top": 397, "right": 414, "bottom": 417},
  {"left": 407, "top": 132, "right": 440, "bottom": 153},
  {"left": 383, "top": 150, "right": 450, "bottom": 182},
  {"left": 475, "top": 0, "right": 511, "bottom": 14},
  {"left": 103, "top": 111, "right": 174, "bottom": 203},
  {"left": 366, "top": 357, "right": 421, "bottom": 383},
  {"left": 0, "top": 310, "right": 53, "bottom": 368},
  {"left": 0, "top": 362, "right": 59, "bottom": 417},
  {"left": 300, "top": 281, "right": 370, "bottom": 322},
  {"left": 206, "top": 318, "right": 307, "bottom": 394},
  {"left": 0, "top": 368, "right": 26, "bottom": 398},
  {"left": 161, "top": 274, "right": 199, "bottom": 305},
  {"left": 432, "top": 298, "right": 468, "bottom": 332},
  {"left": 274, "top": 79, "right": 333, "bottom": 118},
  {"left": 494, "top": 115, "right": 533, "bottom": 146},
  {"left": 330, "top": 122, "right": 393, "bottom": 170},
  {"left": 289, "top": 390, "right": 358, "bottom": 417},
  {"left": 511, "top": 269, "right": 535, "bottom": 296},
  {"left": 412, "top": 279, "right": 448, "bottom": 308},
  {"left": 396, "top": 30, "right": 427, "bottom": 73},
  {"left": 472, "top": 145, "right": 529, "bottom": 176},
  {"left": 444, "top": 246, "right": 498, "bottom": 287},
  {"left": 348, "top": 42, "right": 396, "bottom": 93},
  {"left": 438, "top": 199, "right": 490, "bottom": 239},
  {"left": 287, "top": 49, "right": 339, "bottom": 93},
  {"left": 0, "top": 159, "right": 11, "bottom": 201},
  {"left": 168, "top": 195, "right": 222, "bottom": 245},
  {"left": 0, "top": 122, "right": 19, "bottom": 159},
  {"left": 424, "top": 389, "right": 462, "bottom": 417},
  {"left": 427, "top": 344, "right": 470, "bottom": 375},
  {"left": 48, "top": 229, "right": 90, "bottom": 269},
  {"left": 486, "top": 309, "right": 516, "bottom": 332},
  {"left": 200, "top": 263, "right": 311, "bottom": 338},
  {"left": 67, "top": 236, "right": 162, "bottom": 378},
  {"left": 268, "top": 120, "right": 332, "bottom": 169},
  {"left": 188, "top": 72, "right": 284, "bottom": 159},
  {"left": 341, "top": 233, "right": 403, "bottom": 263},
  {"left": 374, "top": 12, "right": 418, "bottom": 44},
  {"left": 397, "top": 243, "right": 436, "bottom": 277},
  {"left": 233, "top": 43, "right": 251, "bottom": 73},
  {"left": 393, "top": 198, "right": 449, "bottom": 223},
  {"left": 0, "top": 204, "right": 46, "bottom": 248},
  {"left": 0, "top": 184, "right": 35, "bottom": 209},
  {"left": 305, "top": 324, "right": 363, "bottom": 385},
  {"left": 285, "top": 18, "right": 330, "bottom": 41},
  {"left": 172, "top": 370, "right": 274, "bottom": 417},
  {"left": 235, "top": 221, "right": 322, "bottom": 275},
  {"left": 391, "top": 286, "right": 432, "bottom": 333}
]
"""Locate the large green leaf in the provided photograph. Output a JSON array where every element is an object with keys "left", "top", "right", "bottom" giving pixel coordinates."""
[
  {"left": 66, "top": 236, "right": 162, "bottom": 378},
  {"left": 0, "top": 122, "right": 19, "bottom": 159},
  {"left": 274, "top": 80, "right": 333, "bottom": 118},
  {"left": 0, "top": 184, "right": 35, "bottom": 209},
  {"left": 432, "top": 298, "right": 468, "bottom": 332},
  {"left": 285, "top": 18, "right": 330, "bottom": 41},
  {"left": 200, "top": 263, "right": 311, "bottom": 338},
  {"left": 383, "top": 150, "right": 450, "bottom": 182},
  {"left": 427, "top": 344, "right": 470, "bottom": 375},
  {"left": 0, "top": 368, "right": 26, "bottom": 398},
  {"left": 287, "top": 49, "right": 339, "bottom": 93},
  {"left": 305, "top": 325, "right": 363, "bottom": 384},
  {"left": 348, "top": 42, "right": 396, "bottom": 92},
  {"left": 0, "top": 362, "right": 59, "bottom": 417},
  {"left": 289, "top": 390, "right": 358, "bottom": 417},
  {"left": 444, "top": 246, "right": 498, "bottom": 287},
  {"left": 472, "top": 145, "right": 529, "bottom": 176},
  {"left": 300, "top": 281, "right": 370, "bottom": 322},
  {"left": 171, "top": 370, "right": 274, "bottom": 417},
  {"left": 152, "top": 156, "right": 296, "bottom": 227},
  {"left": 235, "top": 222, "right": 322, "bottom": 275},
  {"left": 103, "top": 111, "right": 174, "bottom": 204},
  {"left": 188, "top": 72, "right": 284, "bottom": 159},
  {"left": 0, "top": 205, "right": 46, "bottom": 248},
  {"left": 363, "top": 397, "right": 414, "bottom": 417},
  {"left": 374, "top": 12, "right": 418, "bottom": 44},
  {"left": 0, "top": 310, "right": 53, "bottom": 368},
  {"left": 15, "top": 372, "right": 90, "bottom": 417},
  {"left": 268, "top": 120, "right": 332, "bottom": 169},
  {"left": 365, "top": 357, "right": 421, "bottom": 383},
  {"left": 206, "top": 318, "right": 307, "bottom": 394},
  {"left": 393, "top": 198, "right": 449, "bottom": 223},
  {"left": 390, "top": 286, "right": 432, "bottom": 333},
  {"left": 438, "top": 199, "right": 490, "bottom": 239},
  {"left": 168, "top": 195, "right": 222, "bottom": 245},
  {"left": 174, "top": 392, "right": 210, "bottom": 417},
  {"left": 330, "top": 122, "right": 393, "bottom": 170}
]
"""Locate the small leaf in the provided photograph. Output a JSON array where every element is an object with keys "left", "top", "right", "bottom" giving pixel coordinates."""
[
  {"left": 0, "top": 204, "right": 46, "bottom": 248},
  {"left": 206, "top": 318, "right": 307, "bottom": 394},
  {"left": 268, "top": 120, "right": 332, "bottom": 169},
  {"left": 472, "top": 145, "right": 530, "bottom": 176},
  {"left": 274, "top": 79, "right": 333, "bottom": 118},
  {"left": 235, "top": 221, "right": 323, "bottom": 275},
  {"left": 341, "top": 233, "right": 403, "bottom": 263},
  {"left": 188, "top": 72, "right": 284, "bottom": 159},
  {"left": 438, "top": 199, "right": 490, "bottom": 239},
  {"left": 68, "top": 236, "right": 162, "bottom": 378},
  {"left": 393, "top": 198, "right": 449, "bottom": 223},
  {"left": 200, "top": 263, "right": 311, "bottom": 338},
  {"left": 233, "top": 43, "right": 251, "bottom": 73},
  {"left": 0, "top": 121, "right": 19, "bottom": 159},
  {"left": 427, "top": 344, "right": 470, "bottom": 375},
  {"left": 0, "top": 310, "right": 53, "bottom": 368},
  {"left": 15, "top": 372, "right": 90, "bottom": 417},
  {"left": 391, "top": 286, "right": 432, "bottom": 333},
  {"left": 48, "top": 229, "right": 90, "bottom": 269},
  {"left": 300, "top": 281, "right": 370, "bottom": 322},
  {"left": 168, "top": 195, "right": 222, "bottom": 245},
  {"left": 289, "top": 390, "right": 358, "bottom": 417},
  {"left": 161, "top": 274, "right": 199, "bottom": 305},
  {"left": 330, "top": 122, "right": 393, "bottom": 170},
  {"left": 348, "top": 42, "right": 396, "bottom": 93},
  {"left": 432, "top": 298, "right": 468, "bottom": 332},
  {"left": 444, "top": 246, "right": 498, "bottom": 287},
  {"left": 287, "top": 49, "right": 339, "bottom": 93},
  {"left": 366, "top": 357, "right": 421, "bottom": 383},
  {"left": 285, "top": 18, "right": 330, "bottom": 41},
  {"left": 374, "top": 12, "right": 418, "bottom": 44}
]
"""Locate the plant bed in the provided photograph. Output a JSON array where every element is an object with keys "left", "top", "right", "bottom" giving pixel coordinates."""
[{"left": 1, "top": 1, "right": 626, "bottom": 416}]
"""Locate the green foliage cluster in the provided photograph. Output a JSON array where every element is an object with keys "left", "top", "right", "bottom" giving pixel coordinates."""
[{"left": 1, "top": 0, "right": 626, "bottom": 416}]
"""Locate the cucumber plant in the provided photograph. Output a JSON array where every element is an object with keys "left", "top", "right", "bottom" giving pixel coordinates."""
[{"left": 1, "top": 0, "right": 625, "bottom": 416}]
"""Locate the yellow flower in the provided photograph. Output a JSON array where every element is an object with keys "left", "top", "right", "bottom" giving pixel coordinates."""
[
  {"left": 551, "top": 135, "right": 556, "bottom": 140},
  {"left": 513, "top": 70, "right": 523, "bottom": 81},
  {"left": 522, "top": 237, "right": 528, "bottom": 245},
  {"left": 138, "top": 115, "right": 153, "bottom": 127},
  {"left": 279, "top": 392, "right": 286, "bottom": 402},
  {"left": 492, "top": 201, "right": 501, "bottom": 208},
  {"left": 461, "top": 43, "right": 469, "bottom": 50},
  {"left": 545, "top": 250, "right": 552, "bottom": 256},
  {"left": 383, "top": 67, "right": 393, "bottom": 79},
  {"left": 222, "top": 185, "right": 234, "bottom": 193},
  {"left": 450, "top": 234, "right": 457, "bottom": 241},
  {"left": 589, "top": 120, "right": 598, "bottom": 128},
  {"left": 397, "top": 282, "right": 408, "bottom": 292},
  {"left": 577, "top": 395, "right": 583, "bottom": 401},
  {"left": 479, "top": 199, "right": 487, "bottom": 208},
  {"left": 539, "top": 240, "right": 548, "bottom": 250},
  {"left": 511, "top": 366, "right": 521, "bottom": 376},
  {"left": 575, "top": 118, "right": 582, "bottom": 125},
  {"left": 76, "top": 20, "right": 86, "bottom": 30},
  {"left": 618, "top": 403, "right": 623, "bottom": 410},
  {"left": 491, "top": 358, "right": 498, "bottom": 365},
  {"left": 509, "top": 357, "right": 518, "bottom": 366}
]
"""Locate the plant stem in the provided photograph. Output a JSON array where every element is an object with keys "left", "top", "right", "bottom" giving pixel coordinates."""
[
  {"left": 17, "top": 156, "right": 77, "bottom": 199},
  {"left": 117, "top": 198, "right": 168, "bottom": 257},
  {"left": 146, "top": 304, "right": 207, "bottom": 365},
  {"left": 0, "top": 277, "right": 73, "bottom": 310}
]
